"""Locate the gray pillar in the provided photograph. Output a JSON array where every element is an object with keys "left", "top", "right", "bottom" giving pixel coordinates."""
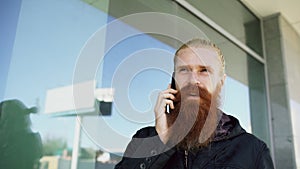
[{"left": 263, "top": 13, "right": 296, "bottom": 169}]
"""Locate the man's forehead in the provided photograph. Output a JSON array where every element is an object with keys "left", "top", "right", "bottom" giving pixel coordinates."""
[
  {"left": 176, "top": 47, "right": 219, "bottom": 65},
  {"left": 177, "top": 47, "right": 218, "bottom": 58}
]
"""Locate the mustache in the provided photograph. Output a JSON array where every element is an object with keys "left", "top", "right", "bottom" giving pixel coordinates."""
[{"left": 173, "top": 83, "right": 211, "bottom": 103}]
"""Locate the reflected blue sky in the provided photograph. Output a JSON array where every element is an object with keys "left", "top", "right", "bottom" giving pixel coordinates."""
[{"left": 2, "top": 0, "right": 251, "bottom": 153}]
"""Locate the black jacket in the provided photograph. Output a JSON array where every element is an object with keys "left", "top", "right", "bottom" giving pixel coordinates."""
[{"left": 115, "top": 113, "right": 274, "bottom": 169}]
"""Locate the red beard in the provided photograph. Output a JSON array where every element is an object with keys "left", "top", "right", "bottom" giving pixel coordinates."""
[{"left": 166, "top": 83, "right": 221, "bottom": 150}]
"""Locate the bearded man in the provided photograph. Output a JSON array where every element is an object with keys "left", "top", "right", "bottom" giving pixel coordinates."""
[{"left": 115, "top": 39, "right": 274, "bottom": 169}]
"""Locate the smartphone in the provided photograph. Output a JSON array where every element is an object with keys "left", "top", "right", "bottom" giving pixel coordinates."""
[{"left": 166, "top": 72, "right": 176, "bottom": 113}]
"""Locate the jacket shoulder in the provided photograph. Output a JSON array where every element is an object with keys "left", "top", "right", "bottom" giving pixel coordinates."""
[
  {"left": 235, "top": 132, "right": 267, "bottom": 147},
  {"left": 133, "top": 126, "right": 157, "bottom": 138},
  {"left": 238, "top": 133, "right": 274, "bottom": 168},
  {"left": 212, "top": 132, "right": 274, "bottom": 168}
]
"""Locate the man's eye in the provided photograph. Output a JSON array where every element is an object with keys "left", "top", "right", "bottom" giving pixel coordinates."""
[
  {"left": 179, "top": 68, "right": 188, "bottom": 72},
  {"left": 200, "top": 68, "right": 208, "bottom": 72}
]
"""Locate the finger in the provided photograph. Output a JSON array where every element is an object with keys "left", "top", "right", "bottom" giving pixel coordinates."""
[
  {"left": 162, "top": 88, "right": 177, "bottom": 95},
  {"left": 159, "top": 90, "right": 176, "bottom": 100},
  {"left": 169, "top": 88, "right": 178, "bottom": 94},
  {"left": 165, "top": 99, "right": 175, "bottom": 109},
  {"left": 162, "top": 93, "right": 176, "bottom": 100}
]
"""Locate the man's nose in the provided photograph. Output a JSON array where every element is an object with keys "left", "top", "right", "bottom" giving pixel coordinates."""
[{"left": 190, "top": 71, "right": 200, "bottom": 85}]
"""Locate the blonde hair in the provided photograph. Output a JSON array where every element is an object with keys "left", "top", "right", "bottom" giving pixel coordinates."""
[{"left": 174, "top": 39, "right": 225, "bottom": 75}]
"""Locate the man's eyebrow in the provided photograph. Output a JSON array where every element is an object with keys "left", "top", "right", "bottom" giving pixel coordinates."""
[
  {"left": 176, "top": 65, "right": 214, "bottom": 71},
  {"left": 175, "top": 65, "right": 193, "bottom": 70},
  {"left": 198, "top": 65, "right": 210, "bottom": 69},
  {"left": 176, "top": 65, "right": 189, "bottom": 69}
]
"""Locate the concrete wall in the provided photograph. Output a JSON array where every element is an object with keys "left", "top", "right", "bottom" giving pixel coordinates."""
[
  {"left": 280, "top": 15, "right": 300, "bottom": 169},
  {"left": 263, "top": 13, "right": 297, "bottom": 169}
]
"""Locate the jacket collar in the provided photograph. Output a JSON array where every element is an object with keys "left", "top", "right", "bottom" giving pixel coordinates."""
[{"left": 213, "top": 111, "right": 246, "bottom": 142}]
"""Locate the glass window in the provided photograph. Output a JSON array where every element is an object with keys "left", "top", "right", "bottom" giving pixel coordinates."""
[
  {"left": 185, "top": 0, "right": 263, "bottom": 56},
  {"left": 247, "top": 56, "right": 270, "bottom": 145},
  {"left": 1, "top": 0, "right": 112, "bottom": 168},
  {"left": 103, "top": 1, "right": 269, "bottom": 152},
  {"left": 1, "top": 0, "right": 269, "bottom": 169}
]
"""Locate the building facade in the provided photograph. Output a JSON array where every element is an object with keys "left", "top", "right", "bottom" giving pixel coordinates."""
[{"left": 1, "top": 0, "right": 299, "bottom": 168}]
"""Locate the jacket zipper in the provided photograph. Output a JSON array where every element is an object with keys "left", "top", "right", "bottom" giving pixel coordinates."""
[{"left": 184, "top": 150, "right": 188, "bottom": 169}]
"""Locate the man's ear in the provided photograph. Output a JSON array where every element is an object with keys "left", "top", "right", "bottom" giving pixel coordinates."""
[{"left": 220, "top": 74, "right": 226, "bottom": 87}]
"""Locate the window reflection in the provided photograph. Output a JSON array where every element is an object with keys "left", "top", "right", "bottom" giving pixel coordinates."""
[
  {"left": 1, "top": 0, "right": 267, "bottom": 169},
  {"left": 186, "top": 0, "right": 263, "bottom": 56},
  {"left": 0, "top": 99, "right": 42, "bottom": 169}
]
